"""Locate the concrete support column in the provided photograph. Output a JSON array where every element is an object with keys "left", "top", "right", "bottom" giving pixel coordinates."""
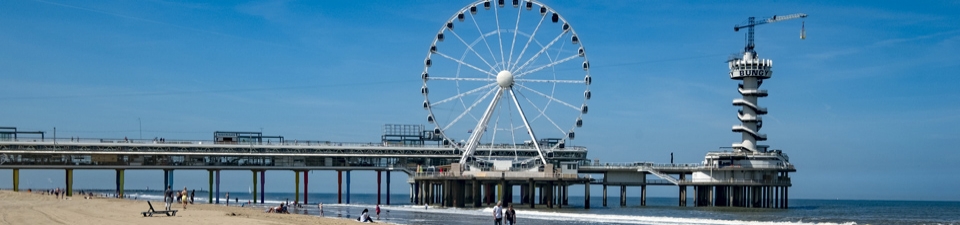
[
  {"left": 563, "top": 184, "right": 569, "bottom": 205},
  {"left": 65, "top": 169, "right": 73, "bottom": 196},
  {"left": 622, "top": 185, "right": 630, "bottom": 207},
  {"left": 304, "top": 171, "right": 309, "bottom": 205},
  {"left": 386, "top": 171, "right": 391, "bottom": 205},
  {"left": 784, "top": 187, "right": 789, "bottom": 209},
  {"left": 13, "top": 169, "right": 19, "bottom": 192},
  {"left": 504, "top": 183, "right": 513, "bottom": 205},
  {"left": 377, "top": 171, "right": 382, "bottom": 205},
  {"left": 528, "top": 179, "right": 535, "bottom": 209},
  {"left": 260, "top": 170, "right": 265, "bottom": 204},
  {"left": 115, "top": 169, "right": 124, "bottom": 198},
  {"left": 252, "top": 170, "right": 258, "bottom": 204},
  {"left": 207, "top": 170, "right": 213, "bottom": 203},
  {"left": 556, "top": 184, "right": 562, "bottom": 208},
  {"left": 444, "top": 180, "right": 451, "bottom": 207},
  {"left": 679, "top": 173, "right": 687, "bottom": 207},
  {"left": 346, "top": 170, "right": 351, "bottom": 204},
  {"left": 693, "top": 186, "right": 698, "bottom": 206},
  {"left": 584, "top": 182, "right": 590, "bottom": 209},
  {"left": 337, "top": 170, "right": 342, "bottom": 204},
  {"left": 546, "top": 182, "right": 554, "bottom": 208},
  {"left": 474, "top": 178, "right": 482, "bottom": 207},
  {"left": 215, "top": 170, "right": 220, "bottom": 204},
  {"left": 163, "top": 169, "right": 170, "bottom": 191},
  {"left": 498, "top": 179, "right": 506, "bottom": 203},
  {"left": 602, "top": 184, "right": 608, "bottom": 207},
  {"left": 641, "top": 185, "right": 647, "bottom": 206},
  {"left": 167, "top": 170, "right": 174, "bottom": 190},
  {"left": 294, "top": 170, "right": 300, "bottom": 204}
]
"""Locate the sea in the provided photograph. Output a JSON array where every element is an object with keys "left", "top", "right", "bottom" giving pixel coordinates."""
[{"left": 84, "top": 190, "right": 958, "bottom": 225}]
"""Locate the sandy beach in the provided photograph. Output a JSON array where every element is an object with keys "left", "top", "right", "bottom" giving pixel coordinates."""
[{"left": 0, "top": 190, "right": 380, "bottom": 225}]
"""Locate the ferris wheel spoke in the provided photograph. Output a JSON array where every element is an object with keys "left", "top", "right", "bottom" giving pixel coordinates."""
[
  {"left": 510, "top": 13, "right": 546, "bottom": 71},
  {"left": 515, "top": 54, "right": 581, "bottom": 78},
  {"left": 516, "top": 84, "right": 581, "bottom": 111},
  {"left": 430, "top": 77, "right": 496, "bottom": 82},
  {"left": 448, "top": 29, "right": 498, "bottom": 70},
  {"left": 443, "top": 86, "right": 499, "bottom": 131},
  {"left": 506, "top": 5, "right": 523, "bottom": 69},
  {"left": 516, "top": 89, "right": 567, "bottom": 137},
  {"left": 513, "top": 31, "right": 566, "bottom": 74},
  {"left": 431, "top": 82, "right": 498, "bottom": 107},
  {"left": 469, "top": 12, "right": 502, "bottom": 71},
  {"left": 459, "top": 88, "right": 505, "bottom": 164},
  {"left": 508, "top": 88, "right": 548, "bottom": 165},
  {"left": 514, "top": 78, "right": 584, "bottom": 84},
  {"left": 434, "top": 52, "right": 497, "bottom": 77},
  {"left": 494, "top": 4, "right": 506, "bottom": 68}
]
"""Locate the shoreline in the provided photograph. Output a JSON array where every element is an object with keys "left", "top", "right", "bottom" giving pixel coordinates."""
[{"left": 0, "top": 190, "right": 386, "bottom": 225}]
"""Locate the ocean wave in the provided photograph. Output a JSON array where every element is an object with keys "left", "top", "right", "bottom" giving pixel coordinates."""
[{"left": 332, "top": 203, "right": 856, "bottom": 225}]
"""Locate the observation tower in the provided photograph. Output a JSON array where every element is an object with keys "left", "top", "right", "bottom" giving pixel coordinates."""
[{"left": 729, "top": 51, "right": 771, "bottom": 153}]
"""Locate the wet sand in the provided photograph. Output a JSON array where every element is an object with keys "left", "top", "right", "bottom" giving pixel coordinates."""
[{"left": 0, "top": 190, "right": 381, "bottom": 225}]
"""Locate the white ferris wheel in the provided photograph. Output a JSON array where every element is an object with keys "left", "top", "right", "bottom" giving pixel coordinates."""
[{"left": 421, "top": 0, "right": 591, "bottom": 170}]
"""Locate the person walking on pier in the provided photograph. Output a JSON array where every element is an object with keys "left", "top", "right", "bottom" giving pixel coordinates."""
[
  {"left": 505, "top": 204, "right": 516, "bottom": 225},
  {"left": 493, "top": 201, "right": 504, "bottom": 225}
]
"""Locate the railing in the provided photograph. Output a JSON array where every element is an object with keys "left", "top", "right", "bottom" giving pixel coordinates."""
[
  {"left": 0, "top": 138, "right": 587, "bottom": 151},
  {"left": 413, "top": 171, "right": 581, "bottom": 179},
  {"left": 639, "top": 166, "right": 679, "bottom": 185},
  {"left": 681, "top": 178, "right": 792, "bottom": 185},
  {"left": 581, "top": 161, "right": 794, "bottom": 170}
]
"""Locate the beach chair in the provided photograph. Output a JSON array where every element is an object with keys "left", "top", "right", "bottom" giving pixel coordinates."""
[{"left": 141, "top": 201, "right": 178, "bottom": 217}]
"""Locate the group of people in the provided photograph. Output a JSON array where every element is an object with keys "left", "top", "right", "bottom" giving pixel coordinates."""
[
  {"left": 43, "top": 188, "right": 66, "bottom": 199},
  {"left": 492, "top": 201, "right": 517, "bottom": 225},
  {"left": 163, "top": 186, "right": 193, "bottom": 211},
  {"left": 266, "top": 203, "right": 291, "bottom": 213}
]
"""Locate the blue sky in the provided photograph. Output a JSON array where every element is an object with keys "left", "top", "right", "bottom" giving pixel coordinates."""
[{"left": 1, "top": 0, "right": 958, "bottom": 201}]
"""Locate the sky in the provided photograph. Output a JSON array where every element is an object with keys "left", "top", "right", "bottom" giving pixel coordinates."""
[{"left": 1, "top": 0, "right": 959, "bottom": 202}]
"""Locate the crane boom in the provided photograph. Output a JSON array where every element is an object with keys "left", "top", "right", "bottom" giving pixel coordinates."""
[{"left": 734, "top": 13, "right": 807, "bottom": 53}]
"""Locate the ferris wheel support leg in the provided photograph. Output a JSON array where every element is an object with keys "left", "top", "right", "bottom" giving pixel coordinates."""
[
  {"left": 459, "top": 88, "right": 505, "bottom": 165},
  {"left": 509, "top": 88, "right": 548, "bottom": 165}
]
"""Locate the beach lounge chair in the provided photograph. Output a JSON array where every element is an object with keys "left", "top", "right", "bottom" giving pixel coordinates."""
[{"left": 141, "top": 201, "right": 178, "bottom": 217}]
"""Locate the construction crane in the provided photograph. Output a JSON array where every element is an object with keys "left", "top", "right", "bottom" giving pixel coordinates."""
[{"left": 734, "top": 13, "right": 807, "bottom": 53}]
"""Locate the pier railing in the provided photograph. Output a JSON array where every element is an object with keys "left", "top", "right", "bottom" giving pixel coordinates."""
[
  {"left": 581, "top": 161, "right": 794, "bottom": 170},
  {"left": 0, "top": 138, "right": 587, "bottom": 151},
  {"left": 413, "top": 171, "right": 581, "bottom": 179}
]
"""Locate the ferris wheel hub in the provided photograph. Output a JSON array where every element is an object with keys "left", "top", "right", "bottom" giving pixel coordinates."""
[{"left": 496, "top": 70, "right": 514, "bottom": 88}]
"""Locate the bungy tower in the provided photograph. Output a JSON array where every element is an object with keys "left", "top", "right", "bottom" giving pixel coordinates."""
[{"left": 730, "top": 51, "right": 770, "bottom": 153}]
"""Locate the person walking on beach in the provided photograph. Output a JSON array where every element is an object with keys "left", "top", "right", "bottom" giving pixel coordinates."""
[
  {"left": 225, "top": 192, "right": 230, "bottom": 206},
  {"left": 318, "top": 202, "right": 324, "bottom": 216},
  {"left": 376, "top": 204, "right": 381, "bottom": 219},
  {"left": 505, "top": 204, "right": 516, "bottom": 225},
  {"left": 493, "top": 201, "right": 504, "bottom": 225},
  {"left": 164, "top": 186, "right": 173, "bottom": 211},
  {"left": 181, "top": 187, "right": 189, "bottom": 210},
  {"left": 190, "top": 189, "right": 195, "bottom": 204}
]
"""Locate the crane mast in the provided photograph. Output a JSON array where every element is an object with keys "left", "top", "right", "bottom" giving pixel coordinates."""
[{"left": 734, "top": 13, "right": 807, "bottom": 53}]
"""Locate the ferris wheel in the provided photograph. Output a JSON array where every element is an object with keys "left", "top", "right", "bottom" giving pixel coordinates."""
[{"left": 421, "top": 0, "right": 591, "bottom": 169}]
